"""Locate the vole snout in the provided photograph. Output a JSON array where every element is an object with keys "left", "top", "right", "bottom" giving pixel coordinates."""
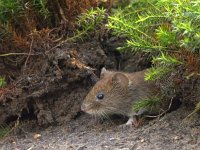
[
  {"left": 81, "top": 103, "right": 91, "bottom": 112},
  {"left": 81, "top": 102, "right": 97, "bottom": 114}
]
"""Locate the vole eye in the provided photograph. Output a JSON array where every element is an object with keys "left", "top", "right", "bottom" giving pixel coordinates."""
[{"left": 96, "top": 92, "right": 104, "bottom": 100}]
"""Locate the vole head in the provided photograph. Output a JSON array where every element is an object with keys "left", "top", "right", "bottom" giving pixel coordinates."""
[{"left": 81, "top": 68, "right": 130, "bottom": 116}]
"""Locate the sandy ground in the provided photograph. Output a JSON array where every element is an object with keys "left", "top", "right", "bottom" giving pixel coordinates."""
[{"left": 0, "top": 106, "right": 200, "bottom": 150}]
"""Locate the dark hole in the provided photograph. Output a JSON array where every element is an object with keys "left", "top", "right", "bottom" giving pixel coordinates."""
[
  {"left": 5, "top": 115, "right": 18, "bottom": 124},
  {"left": 109, "top": 114, "right": 129, "bottom": 125},
  {"left": 145, "top": 98, "right": 182, "bottom": 120},
  {"left": 20, "top": 103, "right": 37, "bottom": 120},
  {"left": 168, "top": 98, "right": 182, "bottom": 113},
  {"left": 5, "top": 102, "right": 37, "bottom": 125},
  {"left": 73, "top": 111, "right": 83, "bottom": 119}
]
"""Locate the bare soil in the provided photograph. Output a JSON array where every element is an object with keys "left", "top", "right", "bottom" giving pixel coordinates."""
[{"left": 0, "top": 105, "right": 200, "bottom": 150}]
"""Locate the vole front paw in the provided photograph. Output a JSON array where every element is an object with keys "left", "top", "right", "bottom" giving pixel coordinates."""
[
  {"left": 119, "top": 117, "right": 143, "bottom": 129},
  {"left": 119, "top": 123, "right": 133, "bottom": 130}
]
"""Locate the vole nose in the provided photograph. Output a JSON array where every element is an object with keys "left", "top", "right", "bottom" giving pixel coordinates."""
[
  {"left": 81, "top": 103, "right": 91, "bottom": 112},
  {"left": 81, "top": 104, "right": 87, "bottom": 112}
]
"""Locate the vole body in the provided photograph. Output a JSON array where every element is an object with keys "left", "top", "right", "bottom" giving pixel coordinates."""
[{"left": 81, "top": 68, "right": 158, "bottom": 125}]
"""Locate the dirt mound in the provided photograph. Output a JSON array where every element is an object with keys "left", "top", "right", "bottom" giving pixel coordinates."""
[{"left": 0, "top": 41, "right": 103, "bottom": 126}]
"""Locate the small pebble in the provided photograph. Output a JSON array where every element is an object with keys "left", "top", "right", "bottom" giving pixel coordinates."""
[
  {"left": 174, "top": 136, "right": 179, "bottom": 140},
  {"left": 140, "top": 139, "right": 145, "bottom": 143},
  {"left": 33, "top": 134, "right": 41, "bottom": 139}
]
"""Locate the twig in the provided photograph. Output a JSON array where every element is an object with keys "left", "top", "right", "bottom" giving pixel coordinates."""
[
  {"left": 56, "top": 0, "right": 67, "bottom": 22},
  {"left": 24, "top": 35, "right": 34, "bottom": 68},
  {"left": 0, "top": 53, "right": 36, "bottom": 57}
]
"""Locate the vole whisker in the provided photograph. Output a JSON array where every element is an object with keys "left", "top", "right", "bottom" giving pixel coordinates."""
[
  {"left": 102, "top": 111, "right": 110, "bottom": 120},
  {"left": 101, "top": 111, "right": 114, "bottom": 125},
  {"left": 99, "top": 114, "right": 104, "bottom": 122}
]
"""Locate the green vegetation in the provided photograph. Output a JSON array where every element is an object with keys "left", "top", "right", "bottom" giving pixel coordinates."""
[
  {"left": 145, "top": 52, "right": 182, "bottom": 81},
  {"left": 69, "top": 7, "right": 106, "bottom": 42},
  {"left": 0, "top": 124, "right": 11, "bottom": 139},
  {"left": 32, "top": 0, "right": 50, "bottom": 18},
  {"left": 0, "top": 0, "right": 50, "bottom": 26},
  {"left": 0, "top": 77, "right": 6, "bottom": 88},
  {"left": 0, "top": 0, "right": 23, "bottom": 25},
  {"left": 133, "top": 96, "right": 160, "bottom": 112},
  {"left": 108, "top": 0, "right": 200, "bottom": 114},
  {"left": 108, "top": 0, "right": 200, "bottom": 70},
  {"left": 144, "top": 66, "right": 173, "bottom": 81},
  {"left": 108, "top": 0, "right": 200, "bottom": 52}
]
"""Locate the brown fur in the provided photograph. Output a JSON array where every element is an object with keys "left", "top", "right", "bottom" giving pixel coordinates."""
[{"left": 81, "top": 68, "right": 158, "bottom": 118}]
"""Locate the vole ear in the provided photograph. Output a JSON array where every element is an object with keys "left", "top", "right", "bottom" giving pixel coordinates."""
[
  {"left": 112, "top": 73, "right": 129, "bottom": 88},
  {"left": 100, "top": 67, "right": 108, "bottom": 78}
]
